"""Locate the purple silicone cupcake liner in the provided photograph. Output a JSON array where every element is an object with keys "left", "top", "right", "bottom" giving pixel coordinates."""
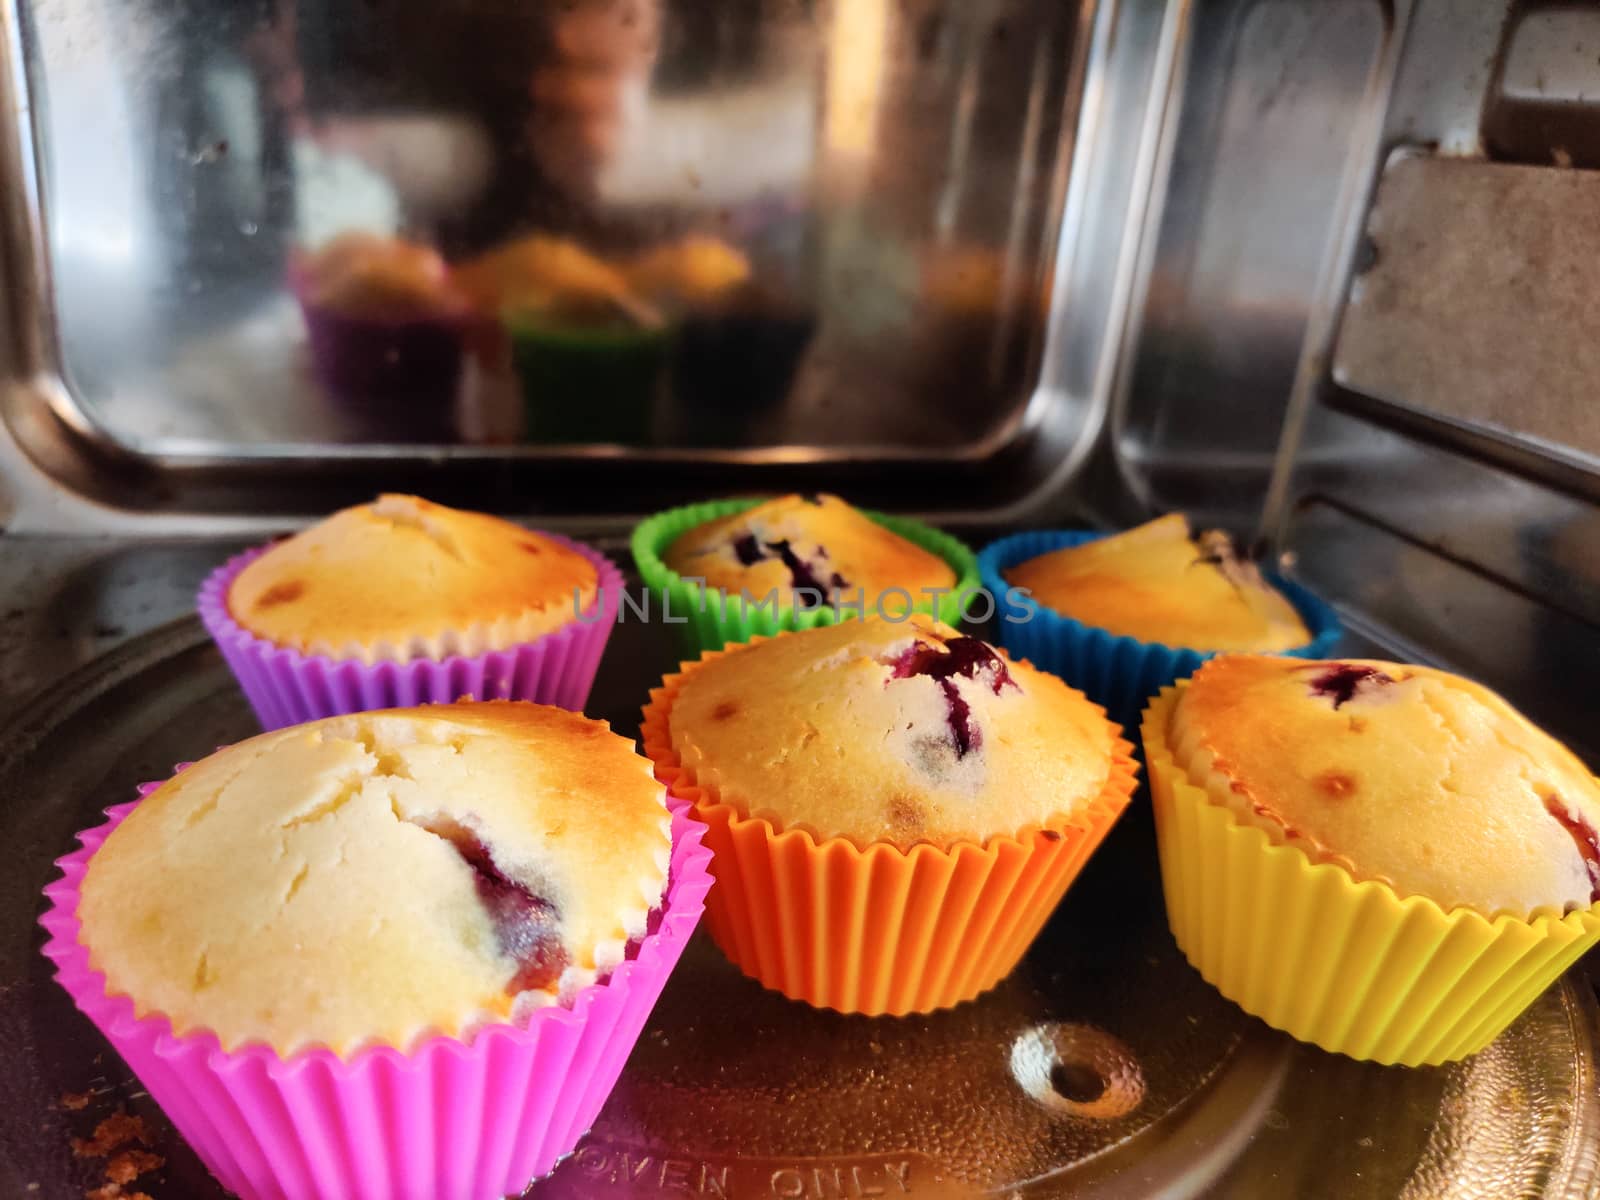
[{"left": 198, "top": 533, "right": 622, "bottom": 731}]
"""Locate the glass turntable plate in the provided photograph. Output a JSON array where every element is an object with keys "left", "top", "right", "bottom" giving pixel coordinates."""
[{"left": 1, "top": 613, "right": 1595, "bottom": 1198}]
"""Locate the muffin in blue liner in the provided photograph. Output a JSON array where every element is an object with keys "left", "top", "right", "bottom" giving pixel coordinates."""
[{"left": 976, "top": 529, "right": 1343, "bottom": 735}]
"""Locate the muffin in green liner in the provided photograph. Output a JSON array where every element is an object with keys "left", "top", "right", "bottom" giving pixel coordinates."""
[{"left": 631, "top": 496, "right": 980, "bottom": 654}]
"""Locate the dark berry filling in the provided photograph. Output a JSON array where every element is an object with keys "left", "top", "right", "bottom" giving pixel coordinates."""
[
  {"left": 886, "top": 636, "right": 1018, "bottom": 758},
  {"left": 728, "top": 534, "right": 848, "bottom": 595},
  {"left": 768, "top": 539, "right": 847, "bottom": 595},
  {"left": 1302, "top": 663, "right": 1395, "bottom": 709},
  {"left": 1543, "top": 793, "right": 1600, "bottom": 903},
  {"left": 732, "top": 534, "right": 765, "bottom": 567},
  {"left": 800, "top": 493, "right": 825, "bottom": 506},
  {"left": 415, "top": 815, "right": 570, "bottom": 994}
]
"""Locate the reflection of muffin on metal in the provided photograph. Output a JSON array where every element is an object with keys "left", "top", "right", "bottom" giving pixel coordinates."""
[
  {"left": 622, "top": 235, "right": 812, "bottom": 443},
  {"left": 294, "top": 232, "right": 462, "bottom": 319},
  {"left": 454, "top": 235, "right": 639, "bottom": 317},
  {"left": 507, "top": 307, "right": 670, "bottom": 445},
  {"left": 290, "top": 233, "right": 472, "bottom": 441},
  {"left": 464, "top": 238, "right": 665, "bottom": 445},
  {"left": 625, "top": 236, "right": 752, "bottom": 308}
]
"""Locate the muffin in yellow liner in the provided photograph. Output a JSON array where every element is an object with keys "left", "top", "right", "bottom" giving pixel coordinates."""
[
  {"left": 1143, "top": 657, "right": 1600, "bottom": 1067},
  {"left": 640, "top": 617, "right": 1139, "bottom": 1015}
]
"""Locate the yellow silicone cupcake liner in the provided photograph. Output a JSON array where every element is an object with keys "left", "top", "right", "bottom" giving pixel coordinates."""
[
  {"left": 1143, "top": 684, "right": 1600, "bottom": 1067},
  {"left": 641, "top": 639, "right": 1140, "bottom": 1015}
]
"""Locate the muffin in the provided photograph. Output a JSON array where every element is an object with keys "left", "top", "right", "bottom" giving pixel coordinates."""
[
  {"left": 641, "top": 615, "right": 1139, "bottom": 1014},
  {"left": 456, "top": 235, "right": 668, "bottom": 444},
  {"left": 291, "top": 232, "right": 471, "bottom": 440},
  {"left": 199, "top": 494, "right": 622, "bottom": 728},
  {"left": 1005, "top": 513, "right": 1309, "bottom": 651},
  {"left": 665, "top": 492, "right": 956, "bottom": 608},
  {"left": 44, "top": 702, "right": 714, "bottom": 1200},
  {"left": 623, "top": 235, "right": 816, "bottom": 445},
  {"left": 978, "top": 516, "right": 1340, "bottom": 732},
  {"left": 1145, "top": 655, "right": 1600, "bottom": 1066},
  {"left": 83, "top": 703, "right": 671, "bottom": 1050},
  {"left": 634, "top": 494, "right": 979, "bottom": 655}
]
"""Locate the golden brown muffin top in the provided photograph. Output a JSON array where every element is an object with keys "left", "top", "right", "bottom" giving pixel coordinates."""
[
  {"left": 296, "top": 232, "right": 462, "bottom": 319},
  {"left": 669, "top": 615, "right": 1115, "bottom": 848},
  {"left": 79, "top": 702, "right": 671, "bottom": 1056},
  {"left": 1005, "top": 513, "right": 1311, "bottom": 652},
  {"left": 663, "top": 494, "right": 956, "bottom": 611},
  {"left": 228, "top": 494, "right": 598, "bottom": 663},
  {"left": 1171, "top": 654, "right": 1600, "bottom": 916}
]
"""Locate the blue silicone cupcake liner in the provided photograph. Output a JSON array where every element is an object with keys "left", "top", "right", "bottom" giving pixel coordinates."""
[{"left": 977, "top": 530, "right": 1343, "bottom": 736}]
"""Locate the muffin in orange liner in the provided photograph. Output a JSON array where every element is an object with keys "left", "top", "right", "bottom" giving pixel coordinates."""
[
  {"left": 1143, "top": 657, "right": 1600, "bottom": 1067},
  {"left": 640, "top": 617, "right": 1139, "bottom": 1015}
]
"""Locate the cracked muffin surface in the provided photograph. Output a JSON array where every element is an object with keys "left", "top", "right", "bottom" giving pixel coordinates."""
[
  {"left": 77, "top": 702, "right": 672, "bottom": 1056},
  {"left": 1004, "top": 513, "right": 1311, "bottom": 652},
  {"left": 228, "top": 493, "right": 598, "bottom": 663},
  {"left": 668, "top": 615, "right": 1114, "bottom": 848},
  {"left": 1171, "top": 655, "right": 1600, "bottom": 916},
  {"left": 662, "top": 494, "right": 956, "bottom": 609}
]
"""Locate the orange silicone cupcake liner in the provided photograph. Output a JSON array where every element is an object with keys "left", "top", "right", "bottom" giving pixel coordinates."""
[{"left": 640, "top": 638, "right": 1140, "bottom": 1015}]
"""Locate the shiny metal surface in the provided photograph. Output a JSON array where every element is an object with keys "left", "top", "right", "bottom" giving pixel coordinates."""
[
  {"left": 2, "top": 540, "right": 1597, "bottom": 1199},
  {"left": 18, "top": 0, "right": 1058, "bottom": 452},
  {"left": 1112, "top": 0, "right": 1394, "bottom": 528},
  {"left": 1242, "top": 0, "right": 1600, "bottom": 767},
  {"left": 0, "top": 0, "right": 1174, "bottom": 524}
]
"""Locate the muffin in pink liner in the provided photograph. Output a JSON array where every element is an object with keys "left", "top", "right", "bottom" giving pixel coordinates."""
[
  {"left": 40, "top": 704, "right": 713, "bottom": 1200},
  {"left": 198, "top": 494, "right": 622, "bottom": 730}
]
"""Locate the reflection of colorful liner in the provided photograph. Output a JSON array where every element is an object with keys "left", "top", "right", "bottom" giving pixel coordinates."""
[
  {"left": 1143, "top": 684, "right": 1600, "bottom": 1066},
  {"left": 288, "top": 264, "right": 468, "bottom": 441},
  {"left": 505, "top": 313, "right": 669, "bottom": 445},
  {"left": 42, "top": 773, "right": 714, "bottom": 1200},
  {"left": 671, "top": 308, "right": 817, "bottom": 442},
  {"left": 642, "top": 644, "right": 1140, "bottom": 1015},
  {"left": 631, "top": 499, "right": 982, "bottom": 655},
  {"left": 977, "top": 530, "right": 1343, "bottom": 736}
]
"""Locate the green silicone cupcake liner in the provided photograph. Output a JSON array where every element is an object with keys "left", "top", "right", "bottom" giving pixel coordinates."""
[{"left": 630, "top": 499, "right": 981, "bottom": 655}]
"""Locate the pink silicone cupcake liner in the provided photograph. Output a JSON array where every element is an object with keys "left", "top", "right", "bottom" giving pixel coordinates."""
[
  {"left": 41, "top": 770, "right": 713, "bottom": 1200},
  {"left": 198, "top": 533, "right": 623, "bottom": 731}
]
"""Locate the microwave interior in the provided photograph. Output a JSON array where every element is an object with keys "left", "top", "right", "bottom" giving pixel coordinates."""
[{"left": 0, "top": 0, "right": 1598, "bottom": 1196}]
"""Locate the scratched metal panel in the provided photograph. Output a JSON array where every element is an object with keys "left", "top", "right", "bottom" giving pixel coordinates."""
[{"left": 1334, "top": 156, "right": 1600, "bottom": 468}]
